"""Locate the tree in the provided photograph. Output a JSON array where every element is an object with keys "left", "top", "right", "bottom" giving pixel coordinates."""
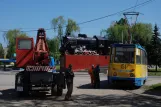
[
  {"left": 51, "top": 16, "right": 66, "bottom": 41},
  {"left": 65, "top": 18, "right": 80, "bottom": 35},
  {"left": 147, "top": 24, "right": 161, "bottom": 71},
  {"left": 51, "top": 16, "right": 80, "bottom": 61},
  {"left": 0, "top": 43, "right": 4, "bottom": 58},
  {"left": 116, "top": 18, "right": 126, "bottom": 25},
  {"left": 105, "top": 18, "right": 153, "bottom": 45},
  {"left": 51, "top": 16, "right": 80, "bottom": 41},
  {"left": 46, "top": 37, "right": 60, "bottom": 60},
  {"left": 3, "top": 29, "right": 29, "bottom": 58},
  {"left": 100, "top": 29, "right": 108, "bottom": 37},
  {"left": 131, "top": 23, "right": 153, "bottom": 46},
  {"left": 106, "top": 23, "right": 129, "bottom": 42}
]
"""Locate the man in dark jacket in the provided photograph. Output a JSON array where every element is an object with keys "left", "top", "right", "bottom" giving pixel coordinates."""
[
  {"left": 64, "top": 64, "right": 75, "bottom": 101},
  {"left": 93, "top": 64, "right": 100, "bottom": 88}
]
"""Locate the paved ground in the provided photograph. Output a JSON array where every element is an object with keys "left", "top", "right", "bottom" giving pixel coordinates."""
[{"left": 0, "top": 71, "right": 161, "bottom": 107}]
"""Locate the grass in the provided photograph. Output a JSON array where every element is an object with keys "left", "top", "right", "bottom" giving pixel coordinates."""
[
  {"left": 148, "top": 69, "right": 161, "bottom": 72},
  {"left": 148, "top": 72, "right": 161, "bottom": 76},
  {"left": 148, "top": 69, "right": 161, "bottom": 76},
  {"left": 143, "top": 83, "right": 161, "bottom": 90},
  {"left": 142, "top": 83, "right": 161, "bottom": 96},
  {"left": 56, "top": 65, "right": 60, "bottom": 70}
]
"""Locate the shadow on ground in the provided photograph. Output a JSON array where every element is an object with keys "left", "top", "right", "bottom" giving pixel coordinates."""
[
  {"left": 0, "top": 88, "right": 161, "bottom": 107},
  {"left": 77, "top": 80, "right": 138, "bottom": 90},
  {"left": 143, "top": 86, "right": 161, "bottom": 97},
  {"left": 0, "top": 89, "right": 63, "bottom": 101}
]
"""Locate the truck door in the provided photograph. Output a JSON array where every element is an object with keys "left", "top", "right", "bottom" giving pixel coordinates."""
[{"left": 16, "top": 38, "right": 34, "bottom": 68}]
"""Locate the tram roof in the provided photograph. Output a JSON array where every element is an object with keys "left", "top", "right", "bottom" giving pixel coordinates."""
[{"left": 111, "top": 43, "right": 146, "bottom": 51}]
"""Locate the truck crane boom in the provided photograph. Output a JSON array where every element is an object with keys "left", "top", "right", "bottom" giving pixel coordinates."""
[{"left": 34, "top": 28, "right": 50, "bottom": 66}]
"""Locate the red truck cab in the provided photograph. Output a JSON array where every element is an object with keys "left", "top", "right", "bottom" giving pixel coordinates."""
[{"left": 16, "top": 38, "right": 34, "bottom": 68}]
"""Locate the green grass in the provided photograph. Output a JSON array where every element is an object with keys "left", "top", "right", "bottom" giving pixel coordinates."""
[
  {"left": 148, "top": 69, "right": 161, "bottom": 76},
  {"left": 148, "top": 72, "right": 161, "bottom": 76},
  {"left": 148, "top": 69, "right": 161, "bottom": 72},
  {"left": 56, "top": 65, "right": 60, "bottom": 70},
  {"left": 143, "top": 83, "right": 161, "bottom": 90}
]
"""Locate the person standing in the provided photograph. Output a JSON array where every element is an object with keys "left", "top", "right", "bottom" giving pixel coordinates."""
[
  {"left": 64, "top": 64, "right": 75, "bottom": 101},
  {"left": 88, "top": 65, "right": 95, "bottom": 87},
  {"left": 93, "top": 64, "right": 100, "bottom": 88}
]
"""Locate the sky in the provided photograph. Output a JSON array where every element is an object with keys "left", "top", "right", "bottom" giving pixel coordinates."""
[{"left": 0, "top": 0, "right": 160, "bottom": 47}]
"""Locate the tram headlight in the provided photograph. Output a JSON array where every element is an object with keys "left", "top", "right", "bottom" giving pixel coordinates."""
[
  {"left": 130, "top": 73, "right": 135, "bottom": 77},
  {"left": 113, "top": 72, "right": 117, "bottom": 76},
  {"left": 131, "top": 69, "right": 135, "bottom": 72}
]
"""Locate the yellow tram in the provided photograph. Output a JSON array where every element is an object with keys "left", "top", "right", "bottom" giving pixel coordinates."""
[{"left": 108, "top": 43, "right": 148, "bottom": 87}]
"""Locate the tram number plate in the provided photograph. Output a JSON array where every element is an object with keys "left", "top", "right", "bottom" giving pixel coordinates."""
[{"left": 121, "top": 64, "right": 127, "bottom": 69}]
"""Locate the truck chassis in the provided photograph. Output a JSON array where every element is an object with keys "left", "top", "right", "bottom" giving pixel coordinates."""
[{"left": 15, "top": 71, "right": 65, "bottom": 97}]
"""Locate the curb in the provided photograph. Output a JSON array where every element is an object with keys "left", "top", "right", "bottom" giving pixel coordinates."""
[{"left": 125, "top": 90, "right": 161, "bottom": 100}]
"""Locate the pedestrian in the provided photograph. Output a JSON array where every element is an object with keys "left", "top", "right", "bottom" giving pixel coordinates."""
[
  {"left": 88, "top": 65, "right": 95, "bottom": 87},
  {"left": 93, "top": 64, "right": 100, "bottom": 89},
  {"left": 64, "top": 64, "right": 75, "bottom": 101}
]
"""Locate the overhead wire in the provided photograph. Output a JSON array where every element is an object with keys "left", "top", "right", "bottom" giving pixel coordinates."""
[
  {"left": 133, "top": 0, "right": 139, "bottom": 12},
  {"left": 76, "top": 0, "right": 153, "bottom": 26},
  {"left": 0, "top": 0, "right": 155, "bottom": 33}
]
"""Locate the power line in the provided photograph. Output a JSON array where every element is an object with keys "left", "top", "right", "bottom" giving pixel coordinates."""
[
  {"left": 133, "top": 0, "right": 139, "bottom": 11},
  {"left": 76, "top": 0, "right": 154, "bottom": 26},
  {"left": 0, "top": 0, "right": 155, "bottom": 33}
]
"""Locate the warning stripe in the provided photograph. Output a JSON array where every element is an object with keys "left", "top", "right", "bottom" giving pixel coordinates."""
[
  {"left": 26, "top": 66, "right": 56, "bottom": 71},
  {"left": 52, "top": 66, "right": 56, "bottom": 70}
]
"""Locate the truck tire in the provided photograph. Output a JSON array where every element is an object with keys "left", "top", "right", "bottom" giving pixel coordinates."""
[
  {"left": 15, "top": 79, "right": 23, "bottom": 97},
  {"left": 57, "top": 85, "right": 63, "bottom": 96},
  {"left": 51, "top": 85, "right": 57, "bottom": 96},
  {"left": 15, "top": 72, "right": 29, "bottom": 97},
  {"left": 15, "top": 73, "right": 24, "bottom": 97}
]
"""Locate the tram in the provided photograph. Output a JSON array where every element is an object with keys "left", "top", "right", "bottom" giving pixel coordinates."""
[{"left": 108, "top": 43, "right": 148, "bottom": 87}]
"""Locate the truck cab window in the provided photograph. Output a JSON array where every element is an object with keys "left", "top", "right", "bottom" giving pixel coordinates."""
[{"left": 18, "top": 39, "right": 32, "bottom": 49}]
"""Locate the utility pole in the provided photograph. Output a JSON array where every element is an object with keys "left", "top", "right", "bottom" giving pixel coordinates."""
[{"left": 122, "top": 31, "right": 124, "bottom": 44}]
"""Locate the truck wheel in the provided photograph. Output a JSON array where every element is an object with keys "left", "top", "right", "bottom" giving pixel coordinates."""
[
  {"left": 16, "top": 89, "right": 29, "bottom": 97},
  {"left": 51, "top": 85, "right": 57, "bottom": 96},
  {"left": 15, "top": 72, "right": 29, "bottom": 97},
  {"left": 23, "top": 85, "right": 29, "bottom": 97},
  {"left": 15, "top": 82, "right": 23, "bottom": 97},
  {"left": 16, "top": 91, "right": 24, "bottom": 97},
  {"left": 15, "top": 72, "right": 24, "bottom": 97},
  {"left": 57, "top": 85, "right": 63, "bottom": 96}
]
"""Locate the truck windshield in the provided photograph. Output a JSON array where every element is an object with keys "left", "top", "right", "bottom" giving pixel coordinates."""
[
  {"left": 18, "top": 39, "right": 32, "bottom": 49},
  {"left": 114, "top": 47, "right": 134, "bottom": 63}
]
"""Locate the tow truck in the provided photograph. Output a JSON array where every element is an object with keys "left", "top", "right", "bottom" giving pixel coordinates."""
[{"left": 15, "top": 28, "right": 65, "bottom": 96}]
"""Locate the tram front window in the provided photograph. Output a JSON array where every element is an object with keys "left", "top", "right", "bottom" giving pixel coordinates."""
[{"left": 114, "top": 47, "right": 134, "bottom": 63}]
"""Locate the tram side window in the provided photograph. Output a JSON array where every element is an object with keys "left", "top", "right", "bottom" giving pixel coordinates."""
[
  {"left": 136, "top": 49, "right": 141, "bottom": 64},
  {"left": 110, "top": 47, "right": 114, "bottom": 63},
  {"left": 141, "top": 50, "right": 147, "bottom": 65}
]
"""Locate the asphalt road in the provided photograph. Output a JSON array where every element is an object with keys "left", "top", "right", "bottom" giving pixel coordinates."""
[{"left": 0, "top": 71, "right": 161, "bottom": 107}]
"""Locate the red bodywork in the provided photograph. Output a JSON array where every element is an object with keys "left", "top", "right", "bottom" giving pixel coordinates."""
[
  {"left": 16, "top": 38, "right": 34, "bottom": 67},
  {"left": 60, "top": 55, "right": 110, "bottom": 72},
  {"left": 16, "top": 28, "right": 50, "bottom": 69}
]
